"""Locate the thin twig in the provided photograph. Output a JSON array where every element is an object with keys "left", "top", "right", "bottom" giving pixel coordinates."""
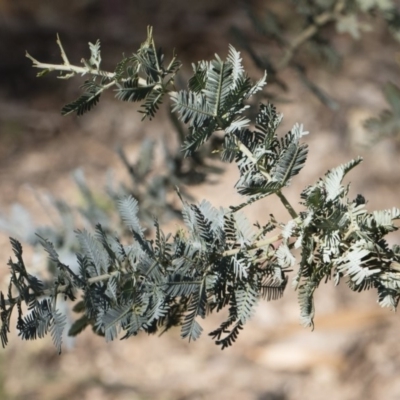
[
  {"left": 25, "top": 52, "right": 176, "bottom": 96},
  {"left": 223, "top": 232, "right": 283, "bottom": 257},
  {"left": 56, "top": 33, "right": 70, "bottom": 66}
]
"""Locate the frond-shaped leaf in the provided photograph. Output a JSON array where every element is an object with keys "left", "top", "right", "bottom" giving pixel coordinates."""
[
  {"left": 237, "top": 179, "right": 283, "bottom": 198},
  {"left": 337, "top": 245, "right": 380, "bottom": 285},
  {"left": 165, "top": 54, "right": 182, "bottom": 75},
  {"left": 290, "top": 123, "right": 310, "bottom": 140},
  {"left": 272, "top": 142, "right": 308, "bottom": 186},
  {"left": 232, "top": 256, "right": 249, "bottom": 280},
  {"left": 235, "top": 284, "right": 258, "bottom": 323},
  {"left": 221, "top": 133, "right": 239, "bottom": 162},
  {"left": 95, "top": 224, "right": 118, "bottom": 264},
  {"left": 225, "top": 117, "right": 251, "bottom": 134},
  {"left": 372, "top": 208, "right": 400, "bottom": 232},
  {"left": 61, "top": 81, "right": 102, "bottom": 116},
  {"left": 281, "top": 220, "right": 297, "bottom": 240},
  {"left": 215, "top": 321, "right": 243, "bottom": 350},
  {"left": 142, "top": 289, "right": 170, "bottom": 329},
  {"left": 204, "top": 56, "right": 233, "bottom": 116},
  {"left": 246, "top": 71, "right": 267, "bottom": 98},
  {"left": 197, "top": 200, "right": 225, "bottom": 243},
  {"left": 255, "top": 103, "right": 283, "bottom": 143},
  {"left": 88, "top": 40, "right": 101, "bottom": 70},
  {"left": 101, "top": 305, "right": 132, "bottom": 342},
  {"left": 18, "top": 299, "right": 52, "bottom": 341},
  {"left": 114, "top": 56, "right": 130, "bottom": 79},
  {"left": 115, "top": 77, "right": 155, "bottom": 102},
  {"left": 9, "top": 237, "right": 23, "bottom": 261},
  {"left": 0, "top": 296, "right": 12, "bottom": 348},
  {"left": 133, "top": 27, "right": 163, "bottom": 82},
  {"left": 68, "top": 315, "right": 90, "bottom": 337},
  {"left": 298, "top": 281, "right": 316, "bottom": 329},
  {"left": 181, "top": 282, "right": 207, "bottom": 342},
  {"left": 140, "top": 88, "right": 165, "bottom": 120},
  {"left": 171, "top": 90, "right": 213, "bottom": 126},
  {"left": 165, "top": 276, "right": 201, "bottom": 297},
  {"left": 276, "top": 244, "right": 296, "bottom": 268},
  {"left": 227, "top": 45, "right": 244, "bottom": 88},
  {"left": 50, "top": 309, "right": 67, "bottom": 354},
  {"left": 76, "top": 230, "right": 110, "bottom": 276},
  {"left": 188, "top": 63, "right": 207, "bottom": 93},
  {"left": 182, "top": 123, "right": 217, "bottom": 157},
  {"left": 117, "top": 196, "right": 145, "bottom": 238},
  {"left": 221, "top": 74, "right": 252, "bottom": 114},
  {"left": 341, "top": 157, "right": 364, "bottom": 176},
  {"left": 138, "top": 255, "right": 164, "bottom": 284},
  {"left": 375, "top": 277, "right": 400, "bottom": 310},
  {"left": 324, "top": 157, "right": 363, "bottom": 202},
  {"left": 233, "top": 212, "right": 256, "bottom": 247},
  {"left": 36, "top": 235, "right": 60, "bottom": 265},
  {"left": 190, "top": 203, "right": 213, "bottom": 243},
  {"left": 261, "top": 274, "right": 288, "bottom": 301},
  {"left": 105, "top": 275, "right": 119, "bottom": 303}
]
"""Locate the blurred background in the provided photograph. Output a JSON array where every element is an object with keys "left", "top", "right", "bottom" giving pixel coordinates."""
[{"left": 1, "top": 1, "right": 400, "bottom": 399}]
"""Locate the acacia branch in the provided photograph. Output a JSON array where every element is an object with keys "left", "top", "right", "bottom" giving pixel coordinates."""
[
  {"left": 5, "top": 228, "right": 286, "bottom": 307},
  {"left": 4, "top": 270, "right": 122, "bottom": 307},
  {"left": 26, "top": 51, "right": 118, "bottom": 80},
  {"left": 25, "top": 49, "right": 176, "bottom": 97}
]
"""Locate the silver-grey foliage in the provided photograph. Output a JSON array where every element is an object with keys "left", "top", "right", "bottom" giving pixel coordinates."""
[{"left": 2, "top": 27, "right": 400, "bottom": 353}]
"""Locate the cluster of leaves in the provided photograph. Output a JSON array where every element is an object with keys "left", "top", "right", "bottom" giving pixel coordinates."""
[
  {"left": 2, "top": 192, "right": 287, "bottom": 352},
  {"left": 1, "top": 238, "right": 69, "bottom": 353},
  {"left": 296, "top": 160, "right": 400, "bottom": 327},
  {"left": 3, "top": 29, "right": 228, "bottom": 265},
  {"left": 171, "top": 45, "right": 266, "bottom": 157},
  {"left": 0, "top": 130, "right": 223, "bottom": 280},
  {"left": 27, "top": 27, "right": 181, "bottom": 120},
  {"left": 2, "top": 27, "right": 400, "bottom": 354},
  {"left": 232, "top": 0, "right": 400, "bottom": 108}
]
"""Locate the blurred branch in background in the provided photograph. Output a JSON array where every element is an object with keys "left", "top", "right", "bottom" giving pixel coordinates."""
[
  {"left": 364, "top": 81, "right": 400, "bottom": 147},
  {"left": 232, "top": 0, "right": 400, "bottom": 109}
]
